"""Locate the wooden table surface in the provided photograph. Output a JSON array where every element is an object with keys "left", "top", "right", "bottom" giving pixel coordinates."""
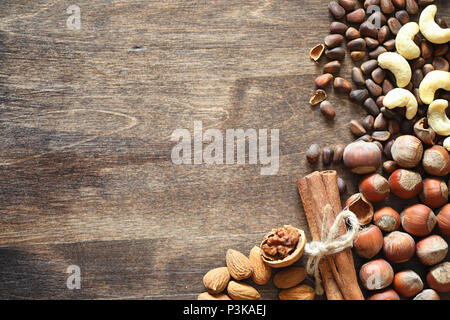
[{"left": 0, "top": 0, "right": 448, "bottom": 300}]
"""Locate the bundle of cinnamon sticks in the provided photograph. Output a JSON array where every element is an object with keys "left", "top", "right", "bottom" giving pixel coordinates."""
[{"left": 297, "top": 170, "right": 364, "bottom": 300}]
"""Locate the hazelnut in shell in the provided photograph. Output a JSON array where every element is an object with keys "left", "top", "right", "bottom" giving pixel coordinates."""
[
  {"left": 422, "top": 145, "right": 450, "bottom": 176},
  {"left": 388, "top": 169, "right": 422, "bottom": 199},
  {"left": 344, "top": 193, "right": 374, "bottom": 225},
  {"left": 373, "top": 207, "right": 401, "bottom": 232},
  {"left": 383, "top": 231, "right": 415, "bottom": 263},
  {"left": 437, "top": 204, "right": 450, "bottom": 236},
  {"left": 353, "top": 224, "right": 383, "bottom": 259},
  {"left": 359, "top": 259, "right": 394, "bottom": 290},
  {"left": 393, "top": 270, "right": 424, "bottom": 298},
  {"left": 401, "top": 204, "right": 436, "bottom": 236},
  {"left": 260, "top": 225, "right": 306, "bottom": 268},
  {"left": 419, "top": 178, "right": 448, "bottom": 209},
  {"left": 343, "top": 141, "right": 382, "bottom": 174},
  {"left": 413, "top": 289, "right": 440, "bottom": 300},
  {"left": 416, "top": 235, "right": 448, "bottom": 266},
  {"left": 390, "top": 135, "right": 423, "bottom": 168},
  {"left": 358, "top": 173, "right": 390, "bottom": 202},
  {"left": 426, "top": 262, "right": 450, "bottom": 293},
  {"left": 368, "top": 289, "right": 400, "bottom": 300}
]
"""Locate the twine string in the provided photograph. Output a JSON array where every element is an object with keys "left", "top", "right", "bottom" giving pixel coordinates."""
[{"left": 304, "top": 204, "right": 361, "bottom": 295}]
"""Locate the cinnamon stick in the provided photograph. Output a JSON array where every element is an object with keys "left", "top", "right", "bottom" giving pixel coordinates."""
[{"left": 297, "top": 170, "right": 364, "bottom": 300}]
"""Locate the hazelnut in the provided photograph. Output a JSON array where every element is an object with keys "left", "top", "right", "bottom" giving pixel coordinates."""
[
  {"left": 414, "top": 117, "right": 436, "bottom": 145},
  {"left": 426, "top": 262, "right": 450, "bottom": 293},
  {"left": 343, "top": 141, "right": 382, "bottom": 174},
  {"left": 373, "top": 207, "right": 401, "bottom": 232},
  {"left": 344, "top": 193, "right": 374, "bottom": 225},
  {"left": 388, "top": 169, "right": 423, "bottom": 199},
  {"left": 419, "top": 178, "right": 448, "bottom": 209},
  {"left": 416, "top": 235, "right": 448, "bottom": 266},
  {"left": 422, "top": 145, "right": 450, "bottom": 176},
  {"left": 437, "top": 204, "right": 450, "bottom": 236},
  {"left": 401, "top": 204, "right": 436, "bottom": 236},
  {"left": 358, "top": 173, "right": 390, "bottom": 203},
  {"left": 390, "top": 135, "right": 423, "bottom": 168},
  {"left": 382, "top": 160, "right": 398, "bottom": 174},
  {"left": 393, "top": 270, "right": 424, "bottom": 298},
  {"left": 359, "top": 259, "right": 394, "bottom": 290},
  {"left": 353, "top": 224, "right": 384, "bottom": 259},
  {"left": 383, "top": 231, "right": 415, "bottom": 263},
  {"left": 368, "top": 289, "right": 400, "bottom": 300},
  {"left": 413, "top": 289, "right": 440, "bottom": 300}
]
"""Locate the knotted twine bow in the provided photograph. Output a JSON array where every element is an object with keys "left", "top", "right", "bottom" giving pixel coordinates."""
[{"left": 304, "top": 204, "right": 361, "bottom": 295}]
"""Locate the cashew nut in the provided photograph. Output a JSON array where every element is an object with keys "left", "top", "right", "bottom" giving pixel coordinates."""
[
  {"left": 383, "top": 88, "right": 418, "bottom": 120},
  {"left": 418, "top": 70, "right": 450, "bottom": 105},
  {"left": 377, "top": 52, "right": 411, "bottom": 88},
  {"left": 444, "top": 137, "right": 450, "bottom": 152},
  {"left": 427, "top": 99, "right": 450, "bottom": 136},
  {"left": 419, "top": 5, "right": 450, "bottom": 44},
  {"left": 396, "top": 22, "right": 421, "bottom": 60}
]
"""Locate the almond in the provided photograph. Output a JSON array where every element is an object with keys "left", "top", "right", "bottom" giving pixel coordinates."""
[
  {"left": 226, "top": 249, "right": 253, "bottom": 280},
  {"left": 249, "top": 246, "right": 271, "bottom": 285},
  {"left": 227, "top": 281, "right": 261, "bottom": 300},
  {"left": 197, "top": 292, "right": 231, "bottom": 300},
  {"left": 279, "top": 284, "right": 315, "bottom": 300},
  {"left": 202, "top": 267, "right": 230, "bottom": 294},
  {"left": 273, "top": 267, "right": 307, "bottom": 289}
]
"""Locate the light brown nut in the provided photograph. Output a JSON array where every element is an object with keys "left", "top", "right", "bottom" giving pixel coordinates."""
[
  {"left": 197, "top": 292, "right": 231, "bottom": 300},
  {"left": 278, "top": 284, "right": 315, "bottom": 300},
  {"left": 273, "top": 267, "right": 307, "bottom": 289},
  {"left": 227, "top": 281, "right": 261, "bottom": 300},
  {"left": 202, "top": 267, "right": 230, "bottom": 294},
  {"left": 249, "top": 246, "right": 271, "bottom": 285},
  {"left": 226, "top": 249, "right": 253, "bottom": 280}
]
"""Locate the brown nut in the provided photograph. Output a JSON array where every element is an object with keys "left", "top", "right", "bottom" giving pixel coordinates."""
[
  {"left": 324, "top": 34, "right": 344, "bottom": 48},
  {"left": 366, "top": 79, "right": 383, "bottom": 97},
  {"left": 383, "top": 231, "right": 415, "bottom": 263},
  {"left": 405, "top": 0, "right": 419, "bottom": 15},
  {"left": 401, "top": 204, "right": 436, "bottom": 236},
  {"left": 413, "top": 289, "right": 440, "bottom": 300},
  {"left": 350, "top": 89, "right": 370, "bottom": 104},
  {"left": 329, "top": 1, "right": 346, "bottom": 19},
  {"left": 306, "top": 144, "right": 320, "bottom": 164},
  {"left": 362, "top": 115, "right": 375, "bottom": 131},
  {"left": 338, "top": 0, "right": 357, "bottom": 11},
  {"left": 345, "top": 27, "right": 361, "bottom": 41},
  {"left": 426, "top": 262, "right": 450, "bottom": 293},
  {"left": 437, "top": 204, "right": 450, "bottom": 236},
  {"left": 368, "top": 289, "right": 400, "bottom": 300},
  {"left": 346, "top": 8, "right": 366, "bottom": 24},
  {"left": 334, "top": 77, "right": 352, "bottom": 94},
  {"left": 391, "top": 135, "right": 423, "bottom": 168},
  {"left": 422, "top": 145, "right": 450, "bottom": 176},
  {"left": 349, "top": 119, "right": 367, "bottom": 137},
  {"left": 320, "top": 101, "right": 336, "bottom": 121},
  {"left": 344, "top": 193, "right": 374, "bottom": 225},
  {"left": 393, "top": 270, "right": 423, "bottom": 297},
  {"left": 249, "top": 246, "right": 271, "bottom": 285},
  {"left": 325, "top": 47, "right": 346, "bottom": 60},
  {"left": 278, "top": 284, "right": 315, "bottom": 300},
  {"left": 227, "top": 281, "right": 261, "bottom": 300},
  {"left": 419, "top": 178, "right": 448, "bottom": 209},
  {"left": 330, "top": 21, "right": 349, "bottom": 34},
  {"left": 203, "top": 267, "right": 231, "bottom": 294},
  {"left": 198, "top": 292, "right": 232, "bottom": 300},
  {"left": 351, "top": 67, "right": 366, "bottom": 86},
  {"left": 359, "top": 259, "right": 394, "bottom": 290},
  {"left": 333, "top": 144, "right": 345, "bottom": 163},
  {"left": 416, "top": 235, "right": 448, "bottom": 266},
  {"left": 310, "top": 44, "right": 325, "bottom": 62},
  {"left": 343, "top": 141, "right": 382, "bottom": 174},
  {"left": 363, "top": 97, "right": 380, "bottom": 117},
  {"left": 381, "top": 0, "right": 395, "bottom": 14},
  {"left": 309, "top": 89, "right": 327, "bottom": 106},
  {"left": 413, "top": 117, "right": 436, "bottom": 145},
  {"left": 273, "top": 267, "right": 307, "bottom": 289},
  {"left": 353, "top": 224, "right": 384, "bottom": 259},
  {"left": 378, "top": 25, "right": 390, "bottom": 44},
  {"left": 388, "top": 169, "right": 423, "bottom": 199},
  {"left": 382, "top": 160, "right": 398, "bottom": 174},
  {"left": 322, "top": 146, "right": 334, "bottom": 165},
  {"left": 226, "top": 249, "right": 253, "bottom": 280},
  {"left": 315, "top": 73, "right": 334, "bottom": 88},
  {"left": 359, "top": 173, "right": 390, "bottom": 202},
  {"left": 374, "top": 207, "right": 401, "bottom": 232},
  {"left": 323, "top": 60, "right": 342, "bottom": 75},
  {"left": 260, "top": 225, "right": 306, "bottom": 268}
]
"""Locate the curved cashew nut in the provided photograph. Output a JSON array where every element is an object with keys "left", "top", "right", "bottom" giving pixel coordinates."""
[
  {"left": 383, "top": 88, "right": 418, "bottom": 120},
  {"left": 427, "top": 99, "right": 450, "bottom": 136},
  {"left": 395, "top": 22, "right": 420, "bottom": 60},
  {"left": 377, "top": 52, "right": 411, "bottom": 88},
  {"left": 419, "top": 5, "right": 450, "bottom": 44},
  {"left": 419, "top": 70, "right": 450, "bottom": 105}
]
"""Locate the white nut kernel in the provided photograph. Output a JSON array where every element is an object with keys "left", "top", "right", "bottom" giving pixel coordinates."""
[
  {"left": 396, "top": 22, "right": 421, "bottom": 60},
  {"left": 377, "top": 52, "right": 412, "bottom": 88},
  {"left": 383, "top": 88, "right": 418, "bottom": 120},
  {"left": 419, "top": 5, "right": 450, "bottom": 44},
  {"left": 427, "top": 99, "right": 450, "bottom": 136},
  {"left": 419, "top": 70, "right": 450, "bottom": 105},
  {"left": 444, "top": 137, "right": 450, "bottom": 152}
]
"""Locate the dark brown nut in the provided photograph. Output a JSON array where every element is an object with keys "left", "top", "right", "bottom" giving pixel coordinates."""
[
  {"left": 434, "top": 44, "right": 448, "bottom": 57},
  {"left": 352, "top": 67, "right": 366, "bottom": 86},
  {"left": 323, "top": 60, "right": 341, "bottom": 75},
  {"left": 346, "top": 8, "right": 366, "bottom": 24},
  {"left": 422, "top": 63, "right": 434, "bottom": 75},
  {"left": 333, "top": 144, "right": 346, "bottom": 163},
  {"left": 350, "top": 89, "right": 370, "bottom": 104},
  {"left": 383, "top": 160, "right": 398, "bottom": 174},
  {"left": 405, "top": 81, "right": 413, "bottom": 92},
  {"left": 383, "top": 39, "right": 396, "bottom": 51},
  {"left": 320, "top": 101, "right": 336, "bottom": 120},
  {"left": 359, "top": 173, "right": 390, "bottom": 203},
  {"left": 345, "top": 27, "right": 361, "bottom": 40},
  {"left": 387, "top": 17, "right": 402, "bottom": 35},
  {"left": 357, "top": 134, "right": 374, "bottom": 142},
  {"left": 315, "top": 73, "right": 334, "bottom": 88},
  {"left": 374, "top": 113, "right": 387, "bottom": 130},
  {"left": 420, "top": 178, "right": 448, "bottom": 209},
  {"left": 393, "top": 270, "right": 424, "bottom": 297},
  {"left": 347, "top": 38, "right": 366, "bottom": 51},
  {"left": 413, "top": 34, "right": 422, "bottom": 46},
  {"left": 361, "top": 59, "right": 379, "bottom": 75},
  {"left": 334, "top": 77, "right": 352, "bottom": 94},
  {"left": 365, "top": 37, "right": 379, "bottom": 50},
  {"left": 380, "top": 106, "right": 397, "bottom": 120},
  {"left": 388, "top": 119, "right": 400, "bottom": 135},
  {"left": 337, "top": 177, "right": 347, "bottom": 194},
  {"left": 401, "top": 204, "right": 437, "bottom": 236},
  {"left": 414, "top": 89, "right": 423, "bottom": 106},
  {"left": 371, "top": 67, "right": 386, "bottom": 84},
  {"left": 378, "top": 25, "right": 390, "bottom": 44},
  {"left": 376, "top": 95, "right": 385, "bottom": 108},
  {"left": 261, "top": 225, "right": 304, "bottom": 265},
  {"left": 381, "top": 0, "right": 395, "bottom": 14},
  {"left": 322, "top": 147, "right": 334, "bottom": 165},
  {"left": 353, "top": 224, "right": 384, "bottom": 258},
  {"left": 362, "top": 115, "right": 375, "bottom": 131},
  {"left": 417, "top": 0, "right": 434, "bottom": 6},
  {"left": 412, "top": 69, "right": 424, "bottom": 88},
  {"left": 350, "top": 119, "right": 367, "bottom": 136},
  {"left": 421, "top": 41, "right": 434, "bottom": 59},
  {"left": 324, "top": 34, "right": 344, "bottom": 48},
  {"left": 306, "top": 144, "right": 320, "bottom": 163},
  {"left": 364, "top": 0, "right": 380, "bottom": 9},
  {"left": 414, "top": 117, "right": 435, "bottom": 145},
  {"left": 437, "top": 18, "right": 448, "bottom": 29},
  {"left": 369, "top": 46, "right": 387, "bottom": 59},
  {"left": 432, "top": 57, "right": 449, "bottom": 72},
  {"left": 392, "top": 0, "right": 405, "bottom": 8},
  {"left": 350, "top": 51, "right": 366, "bottom": 62},
  {"left": 309, "top": 89, "right": 327, "bottom": 105},
  {"left": 310, "top": 44, "right": 325, "bottom": 62},
  {"left": 330, "top": 21, "right": 349, "bottom": 34},
  {"left": 325, "top": 47, "right": 346, "bottom": 60},
  {"left": 343, "top": 141, "right": 382, "bottom": 174},
  {"left": 412, "top": 57, "right": 426, "bottom": 70},
  {"left": 359, "top": 21, "right": 379, "bottom": 39},
  {"left": 372, "top": 131, "right": 391, "bottom": 142},
  {"left": 366, "top": 79, "right": 383, "bottom": 97},
  {"left": 395, "top": 10, "right": 410, "bottom": 25},
  {"left": 329, "top": 1, "right": 346, "bottom": 19},
  {"left": 338, "top": 0, "right": 358, "bottom": 11},
  {"left": 400, "top": 119, "right": 414, "bottom": 134},
  {"left": 363, "top": 97, "right": 380, "bottom": 116},
  {"left": 382, "top": 79, "right": 394, "bottom": 95},
  {"left": 373, "top": 140, "right": 384, "bottom": 153},
  {"left": 405, "top": 0, "right": 418, "bottom": 15},
  {"left": 384, "top": 139, "right": 394, "bottom": 159}
]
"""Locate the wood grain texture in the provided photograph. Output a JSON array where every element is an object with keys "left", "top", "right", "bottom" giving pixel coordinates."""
[{"left": 0, "top": 0, "right": 448, "bottom": 299}]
